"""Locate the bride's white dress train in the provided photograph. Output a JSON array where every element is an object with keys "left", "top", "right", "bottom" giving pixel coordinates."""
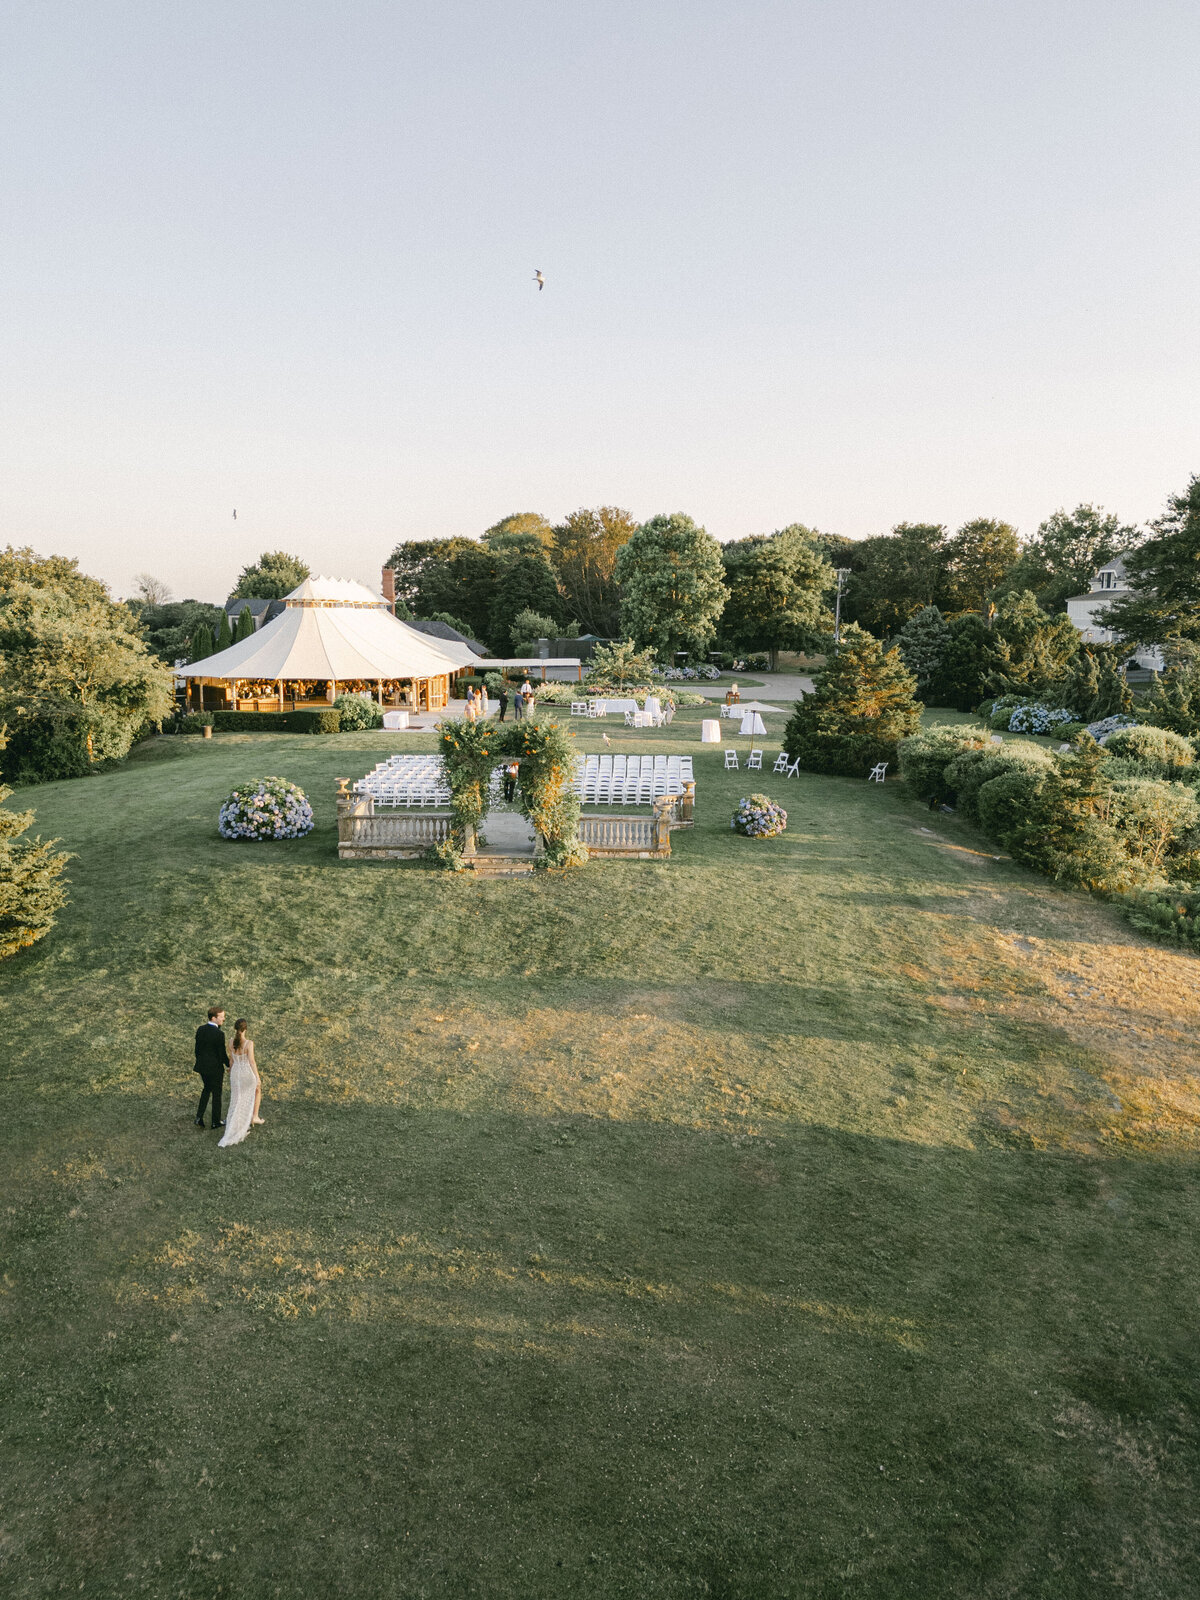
[{"left": 218, "top": 1050, "right": 257, "bottom": 1147}]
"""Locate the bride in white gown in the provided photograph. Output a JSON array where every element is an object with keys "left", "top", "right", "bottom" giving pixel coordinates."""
[{"left": 218, "top": 1018, "right": 265, "bottom": 1148}]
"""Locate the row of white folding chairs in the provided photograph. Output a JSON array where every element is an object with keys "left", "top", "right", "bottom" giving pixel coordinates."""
[
  {"left": 724, "top": 749, "right": 765, "bottom": 770},
  {"left": 577, "top": 754, "right": 693, "bottom": 776}
]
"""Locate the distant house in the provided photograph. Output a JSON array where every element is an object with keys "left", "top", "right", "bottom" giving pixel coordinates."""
[
  {"left": 1064, "top": 557, "right": 1162, "bottom": 671},
  {"left": 405, "top": 617, "right": 486, "bottom": 658},
  {"left": 225, "top": 597, "right": 286, "bottom": 632}
]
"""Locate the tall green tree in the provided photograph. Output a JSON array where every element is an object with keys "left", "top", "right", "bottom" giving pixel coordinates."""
[
  {"left": 782, "top": 624, "right": 922, "bottom": 776},
  {"left": 216, "top": 610, "right": 233, "bottom": 651},
  {"left": 509, "top": 610, "right": 559, "bottom": 656},
  {"left": 129, "top": 598, "right": 226, "bottom": 663},
  {"left": 843, "top": 523, "right": 947, "bottom": 636},
  {"left": 615, "top": 513, "right": 726, "bottom": 659},
  {"left": 408, "top": 540, "right": 499, "bottom": 644},
  {"left": 936, "top": 612, "right": 991, "bottom": 710},
  {"left": 982, "top": 591, "right": 1081, "bottom": 698},
  {"left": 945, "top": 518, "right": 1020, "bottom": 612},
  {"left": 1099, "top": 474, "right": 1200, "bottom": 646},
  {"left": 233, "top": 605, "right": 255, "bottom": 643},
  {"left": 228, "top": 550, "right": 310, "bottom": 601},
  {"left": 552, "top": 506, "right": 638, "bottom": 636},
  {"left": 487, "top": 555, "right": 563, "bottom": 654},
  {"left": 189, "top": 624, "right": 215, "bottom": 663},
  {"left": 1004, "top": 504, "right": 1140, "bottom": 613},
  {"left": 719, "top": 525, "right": 831, "bottom": 668},
  {"left": 0, "top": 730, "right": 72, "bottom": 960},
  {"left": 896, "top": 605, "right": 952, "bottom": 699},
  {"left": 481, "top": 513, "right": 556, "bottom": 558},
  {"left": 385, "top": 540, "right": 458, "bottom": 610},
  {"left": 810, "top": 531, "right": 858, "bottom": 568},
  {"left": 0, "top": 547, "right": 175, "bottom": 780}
]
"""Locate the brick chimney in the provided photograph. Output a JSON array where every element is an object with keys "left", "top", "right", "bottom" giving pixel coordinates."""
[{"left": 381, "top": 566, "right": 396, "bottom": 613}]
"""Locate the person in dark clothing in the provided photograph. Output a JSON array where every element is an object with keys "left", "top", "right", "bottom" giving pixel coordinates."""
[
  {"left": 502, "top": 760, "right": 519, "bottom": 802},
  {"left": 498, "top": 686, "right": 509, "bottom": 722},
  {"left": 194, "top": 1005, "right": 230, "bottom": 1128}
]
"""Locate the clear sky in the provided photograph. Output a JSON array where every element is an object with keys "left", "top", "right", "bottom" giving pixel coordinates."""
[{"left": 2, "top": 1, "right": 1197, "bottom": 602}]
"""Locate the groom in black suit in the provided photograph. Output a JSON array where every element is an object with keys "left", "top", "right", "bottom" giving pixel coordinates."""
[{"left": 194, "top": 1006, "right": 230, "bottom": 1129}]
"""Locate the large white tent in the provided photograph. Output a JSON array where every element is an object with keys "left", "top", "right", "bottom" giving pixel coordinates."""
[{"left": 180, "top": 577, "right": 482, "bottom": 713}]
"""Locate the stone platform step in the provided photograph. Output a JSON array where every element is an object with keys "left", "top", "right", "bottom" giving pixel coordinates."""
[{"left": 466, "top": 854, "right": 536, "bottom": 877}]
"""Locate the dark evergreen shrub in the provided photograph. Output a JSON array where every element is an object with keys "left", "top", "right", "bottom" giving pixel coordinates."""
[
  {"left": 286, "top": 709, "right": 341, "bottom": 734},
  {"left": 211, "top": 711, "right": 290, "bottom": 732},
  {"left": 1120, "top": 888, "right": 1200, "bottom": 950},
  {"left": 1103, "top": 725, "right": 1194, "bottom": 780},
  {"left": 943, "top": 743, "right": 1054, "bottom": 822},
  {"left": 977, "top": 767, "right": 1052, "bottom": 844},
  {"left": 782, "top": 627, "right": 921, "bottom": 778},
  {"left": 898, "top": 726, "right": 989, "bottom": 804}
]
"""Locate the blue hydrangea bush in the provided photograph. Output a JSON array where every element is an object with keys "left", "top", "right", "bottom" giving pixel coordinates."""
[
  {"left": 1087, "top": 714, "right": 1140, "bottom": 743},
  {"left": 1008, "top": 703, "right": 1075, "bottom": 734},
  {"left": 731, "top": 793, "right": 788, "bottom": 838},
  {"left": 218, "top": 776, "right": 314, "bottom": 841}
]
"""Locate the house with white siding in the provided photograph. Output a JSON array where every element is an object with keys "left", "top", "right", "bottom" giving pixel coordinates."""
[{"left": 1064, "top": 556, "right": 1163, "bottom": 671}]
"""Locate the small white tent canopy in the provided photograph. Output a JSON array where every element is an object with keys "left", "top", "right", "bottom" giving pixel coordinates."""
[{"left": 180, "top": 576, "right": 481, "bottom": 710}]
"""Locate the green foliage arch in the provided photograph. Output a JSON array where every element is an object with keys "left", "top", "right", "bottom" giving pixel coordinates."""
[{"left": 437, "top": 713, "right": 585, "bottom": 869}]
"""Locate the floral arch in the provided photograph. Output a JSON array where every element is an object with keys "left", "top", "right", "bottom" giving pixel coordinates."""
[{"left": 437, "top": 715, "right": 586, "bottom": 869}]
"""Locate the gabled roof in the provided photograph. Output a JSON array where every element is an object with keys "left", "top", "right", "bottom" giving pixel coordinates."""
[
  {"left": 407, "top": 617, "right": 487, "bottom": 655},
  {"left": 225, "top": 598, "right": 285, "bottom": 621}
]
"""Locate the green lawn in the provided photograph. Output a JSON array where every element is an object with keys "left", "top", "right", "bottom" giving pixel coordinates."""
[{"left": 4, "top": 709, "right": 1200, "bottom": 1599}]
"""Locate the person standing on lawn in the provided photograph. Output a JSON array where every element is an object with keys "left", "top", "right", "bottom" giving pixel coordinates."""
[
  {"left": 194, "top": 1005, "right": 230, "bottom": 1129},
  {"left": 497, "top": 684, "right": 509, "bottom": 722}
]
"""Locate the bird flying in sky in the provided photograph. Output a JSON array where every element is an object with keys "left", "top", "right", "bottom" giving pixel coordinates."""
[
  {"left": 232, "top": 509, "right": 237, "bottom": 519},
  {"left": 533, "top": 270, "right": 545, "bottom": 291}
]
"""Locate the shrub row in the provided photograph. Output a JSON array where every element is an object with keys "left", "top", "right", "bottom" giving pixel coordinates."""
[
  {"left": 899, "top": 726, "right": 1200, "bottom": 905},
  {"left": 210, "top": 709, "right": 342, "bottom": 734}
]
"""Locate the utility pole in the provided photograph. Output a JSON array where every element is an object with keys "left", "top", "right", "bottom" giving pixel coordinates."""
[{"left": 833, "top": 568, "right": 850, "bottom": 653}]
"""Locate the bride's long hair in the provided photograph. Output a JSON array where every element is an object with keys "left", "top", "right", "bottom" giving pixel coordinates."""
[{"left": 233, "top": 1018, "right": 248, "bottom": 1051}]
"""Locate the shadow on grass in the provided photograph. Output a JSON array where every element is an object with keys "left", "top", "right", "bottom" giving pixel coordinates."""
[{"left": 6, "top": 1096, "right": 1200, "bottom": 1598}]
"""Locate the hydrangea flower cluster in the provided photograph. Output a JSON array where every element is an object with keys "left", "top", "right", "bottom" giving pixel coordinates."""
[
  {"left": 218, "top": 776, "right": 314, "bottom": 841},
  {"left": 731, "top": 793, "right": 788, "bottom": 838},
  {"left": 1087, "top": 713, "right": 1140, "bottom": 743},
  {"left": 660, "top": 664, "right": 722, "bottom": 681},
  {"left": 1008, "top": 704, "right": 1075, "bottom": 734}
]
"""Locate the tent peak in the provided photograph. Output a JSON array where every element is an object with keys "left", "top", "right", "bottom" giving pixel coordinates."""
[{"left": 285, "top": 575, "right": 387, "bottom": 608}]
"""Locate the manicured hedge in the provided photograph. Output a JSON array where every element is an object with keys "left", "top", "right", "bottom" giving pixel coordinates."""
[
  {"left": 210, "top": 709, "right": 342, "bottom": 734},
  {"left": 287, "top": 709, "right": 341, "bottom": 734},
  {"left": 211, "top": 711, "right": 291, "bottom": 732}
]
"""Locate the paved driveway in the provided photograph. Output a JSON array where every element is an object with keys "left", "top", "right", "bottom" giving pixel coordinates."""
[{"left": 692, "top": 673, "right": 814, "bottom": 707}]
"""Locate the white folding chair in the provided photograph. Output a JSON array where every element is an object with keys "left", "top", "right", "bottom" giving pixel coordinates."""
[
  {"left": 747, "top": 749, "right": 762, "bottom": 770},
  {"left": 773, "top": 753, "right": 789, "bottom": 773},
  {"left": 786, "top": 759, "right": 800, "bottom": 778},
  {"left": 868, "top": 762, "right": 888, "bottom": 783},
  {"left": 571, "top": 701, "right": 588, "bottom": 716},
  {"left": 724, "top": 749, "right": 739, "bottom": 769}
]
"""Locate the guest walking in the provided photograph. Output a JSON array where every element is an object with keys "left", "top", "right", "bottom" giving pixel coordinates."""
[
  {"left": 512, "top": 685, "right": 524, "bottom": 721},
  {"left": 464, "top": 687, "right": 477, "bottom": 723},
  {"left": 502, "top": 759, "right": 519, "bottom": 802},
  {"left": 498, "top": 684, "right": 509, "bottom": 722}
]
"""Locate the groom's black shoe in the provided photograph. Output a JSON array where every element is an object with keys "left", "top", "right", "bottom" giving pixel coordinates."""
[
  {"left": 194, "top": 1117, "right": 205, "bottom": 1126},
  {"left": 213, "top": 1121, "right": 226, "bottom": 1129}
]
